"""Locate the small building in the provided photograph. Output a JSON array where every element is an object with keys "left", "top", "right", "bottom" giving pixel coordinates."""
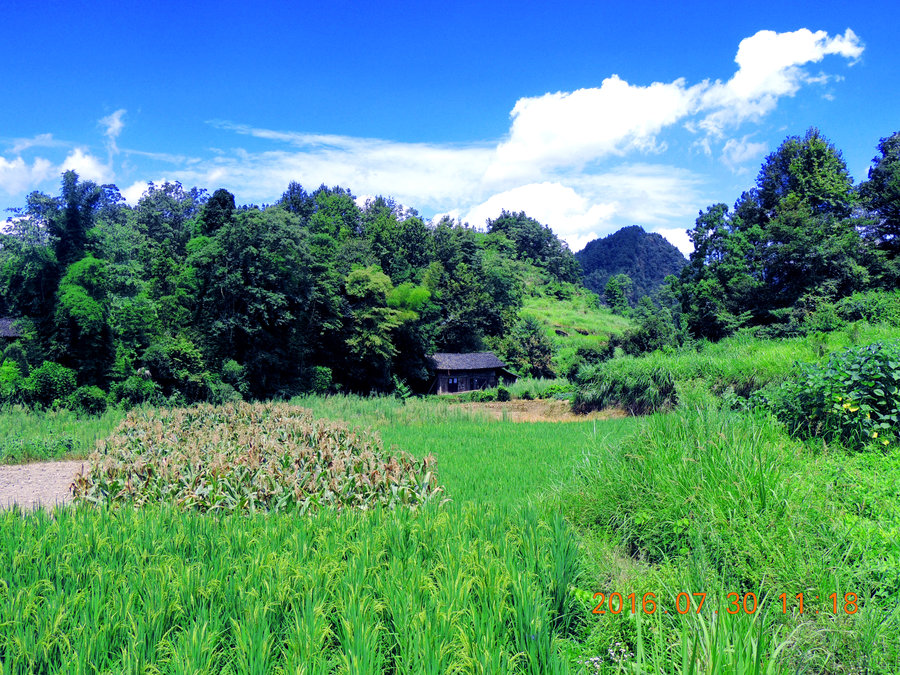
[
  {"left": 0, "top": 318, "right": 20, "bottom": 343},
  {"left": 428, "top": 352, "right": 517, "bottom": 395}
]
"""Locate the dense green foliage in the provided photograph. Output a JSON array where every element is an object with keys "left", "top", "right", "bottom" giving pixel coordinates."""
[
  {"left": 752, "top": 340, "right": 900, "bottom": 450},
  {"left": 576, "top": 226, "right": 687, "bottom": 304},
  {"left": 677, "top": 128, "right": 898, "bottom": 340},
  {"left": 1, "top": 180, "right": 583, "bottom": 401}
]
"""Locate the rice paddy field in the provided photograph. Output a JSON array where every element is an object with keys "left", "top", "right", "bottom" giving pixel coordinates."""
[{"left": 2, "top": 324, "right": 900, "bottom": 673}]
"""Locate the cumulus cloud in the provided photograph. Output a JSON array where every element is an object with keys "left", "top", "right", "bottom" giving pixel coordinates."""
[
  {"left": 61, "top": 148, "right": 114, "bottom": 184},
  {"left": 721, "top": 136, "right": 768, "bottom": 172},
  {"left": 697, "top": 28, "right": 863, "bottom": 135},
  {"left": 484, "top": 27, "right": 862, "bottom": 184},
  {"left": 0, "top": 155, "right": 56, "bottom": 195},
  {"left": 485, "top": 76, "right": 701, "bottom": 183},
  {"left": 651, "top": 227, "right": 694, "bottom": 256}
]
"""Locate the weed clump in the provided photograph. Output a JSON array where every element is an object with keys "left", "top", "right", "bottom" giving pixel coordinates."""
[
  {"left": 572, "top": 359, "right": 676, "bottom": 414},
  {"left": 73, "top": 401, "right": 443, "bottom": 513},
  {"left": 753, "top": 339, "right": 900, "bottom": 449}
]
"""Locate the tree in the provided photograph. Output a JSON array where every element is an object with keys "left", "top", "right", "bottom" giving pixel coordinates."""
[
  {"left": 200, "top": 188, "right": 236, "bottom": 236},
  {"left": 604, "top": 274, "right": 632, "bottom": 315},
  {"left": 49, "top": 171, "right": 101, "bottom": 268},
  {"left": 502, "top": 316, "right": 554, "bottom": 378},
  {"left": 342, "top": 265, "right": 408, "bottom": 391},
  {"left": 860, "top": 131, "right": 900, "bottom": 261},
  {"left": 53, "top": 255, "right": 114, "bottom": 385},
  {"left": 486, "top": 210, "right": 580, "bottom": 283},
  {"left": 278, "top": 181, "right": 317, "bottom": 223},
  {"left": 188, "top": 208, "right": 314, "bottom": 396},
  {"left": 754, "top": 127, "right": 855, "bottom": 219}
]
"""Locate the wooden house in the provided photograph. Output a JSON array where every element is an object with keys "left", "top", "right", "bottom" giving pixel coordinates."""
[
  {"left": 0, "top": 318, "right": 20, "bottom": 344},
  {"left": 428, "top": 352, "right": 517, "bottom": 394}
]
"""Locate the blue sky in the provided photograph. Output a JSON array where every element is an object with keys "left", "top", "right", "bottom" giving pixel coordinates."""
[{"left": 2, "top": 0, "right": 898, "bottom": 254}]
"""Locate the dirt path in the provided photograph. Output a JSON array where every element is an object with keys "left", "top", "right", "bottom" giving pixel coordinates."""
[
  {"left": 0, "top": 460, "right": 86, "bottom": 511},
  {"left": 458, "top": 398, "right": 627, "bottom": 422}
]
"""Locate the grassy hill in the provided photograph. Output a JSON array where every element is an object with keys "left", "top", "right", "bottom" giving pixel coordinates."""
[{"left": 519, "top": 278, "right": 632, "bottom": 376}]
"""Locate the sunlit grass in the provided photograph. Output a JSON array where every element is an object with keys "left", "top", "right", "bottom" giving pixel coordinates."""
[{"left": 0, "top": 405, "right": 124, "bottom": 464}]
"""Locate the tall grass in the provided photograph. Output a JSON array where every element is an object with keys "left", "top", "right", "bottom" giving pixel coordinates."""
[
  {"left": 0, "top": 405, "right": 124, "bottom": 464},
  {"left": 0, "top": 502, "right": 582, "bottom": 674},
  {"left": 624, "top": 321, "right": 899, "bottom": 395},
  {"left": 557, "top": 404, "right": 900, "bottom": 674}
]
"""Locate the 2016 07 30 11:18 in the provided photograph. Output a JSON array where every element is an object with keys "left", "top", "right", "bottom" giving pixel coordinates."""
[{"left": 591, "top": 592, "right": 860, "bottom": 615}]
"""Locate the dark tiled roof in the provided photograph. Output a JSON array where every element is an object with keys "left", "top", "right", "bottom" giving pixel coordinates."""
[
  {"left": 429, "top": 352, "right": 506, "bottom": 371},
  {"left": 0, "top": 318, "right": 19, "bottom": 339}
]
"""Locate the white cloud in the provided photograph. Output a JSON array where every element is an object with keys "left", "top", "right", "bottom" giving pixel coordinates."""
[
  {"left": 480, "top": 28, "right": 862, "bottom": 185},
  {"left": 61, "top": 148, "right": 114, "bottom": 184},
  {"left": 721, "top": 136, "right": 768, "bottom": 172},
  {"left": 8, "top": 133, "right": 61, "bottom": 154},
  {"left": 122, "top": 180, "right": 155, "bottom": 204},
  {"left": 652, "top": 227, "right": 694, "bottom": 256},
  {"left": 455, "top": 182, "right": 616, "bottom": 252},
  {"left": 697, "top": 28, "right": 863, "bottom": 135},
  {"left": 485, "top": 76, "right": 701, "bottom": 183},
  {"left": 172, "top": 130, "right": 494, "bottom": 211},
  {"left": 450, "top": 165, "right": 704, "bottom": 252},
  {"left": 0, "top": 155, "right": 56, "bottom": 195},
  {"left": 100, "top": 109, "right": 126, "bottom": 143}
]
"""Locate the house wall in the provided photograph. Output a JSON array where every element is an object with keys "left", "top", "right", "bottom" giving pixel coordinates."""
[{"left": 436, "top": 368, "right": 498, "bottom": 394}]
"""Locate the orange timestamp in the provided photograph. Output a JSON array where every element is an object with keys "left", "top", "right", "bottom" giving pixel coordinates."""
[{"left": 591, "top": 592, "right": 859, "bottom": 615}]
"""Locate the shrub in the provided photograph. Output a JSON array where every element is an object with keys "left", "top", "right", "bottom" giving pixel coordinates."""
[
  {"left": 0, "top": 360, "right": 23, "bottom": 404},
  {"left": 521, "top": 389, "right": 533, "bottom": 400},
  {"left": 836, "top": 289, "right": 900, "bottom": 327},
  {"left": 573, "top": 359, "right": 677, "bottom": 415},
  {"left": 497, "top": 386, "right": 511, "bottom": 402},
  {"left": 73, "top": 402, "right": 445, "bottom": 513},
  {"left": 753, "top": 339, "right": 900, "bottom": 449},
  {"left": 221, "top": 358, "right": 250, "bottom": 397},
  {"left": 23, "top": 361, "right": 77, "bottom": 408},
  {"left": 68, "top": 385, "right": 108, "bottom": 416},
  {"left": 113, "top": 374, "right": 160, "bottom": 406},
  {"left": 310, "top": 365, "right": 333, "bottom": 394},
  {"left": 2, "top": 342, "right": 29, "bottom": 376}
]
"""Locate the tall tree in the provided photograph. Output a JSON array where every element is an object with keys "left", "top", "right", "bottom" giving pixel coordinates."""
[{"left": 860, "top": 131, "right": 900, "bottom": 262}]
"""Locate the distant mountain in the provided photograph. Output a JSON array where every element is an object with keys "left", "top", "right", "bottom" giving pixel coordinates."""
[{"left": 575, "top": 226, "right": 687, "bottom": 302}]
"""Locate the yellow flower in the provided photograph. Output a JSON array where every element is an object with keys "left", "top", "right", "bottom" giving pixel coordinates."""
[
  {"left": 872, "top": 432, "right": 879, "bottom": 438},
  {"left": 849, "top": 406, "right": 859, "bottom": 412},
  {"left": 866, "top": 413, "right": 871, "bottom": 419},
  {"left": 884, "top": 440, "right": 890, "bottom": 446}
]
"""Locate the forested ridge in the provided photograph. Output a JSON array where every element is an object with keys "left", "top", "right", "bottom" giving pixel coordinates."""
[
  {"left": 576, "top": 225, "right": 687, "bottom": 302},
  {"left": 1, "top": 126, "right": 898, "bottom": 411}
]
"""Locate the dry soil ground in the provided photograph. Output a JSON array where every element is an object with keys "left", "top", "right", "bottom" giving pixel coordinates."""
[
  {"left": 0, "top": 460, "right": 85, "bottom": 511},
  {"left": 459, "top": 398, "right": 626, "bottom": 422}
]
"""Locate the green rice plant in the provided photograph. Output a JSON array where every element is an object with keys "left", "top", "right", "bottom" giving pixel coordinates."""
[
  {"left": 72, "top": 401, "right": 444, "bottom": 513},
  {"left": 0, "top": 501, "right": 587, "bottom": 674}
]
